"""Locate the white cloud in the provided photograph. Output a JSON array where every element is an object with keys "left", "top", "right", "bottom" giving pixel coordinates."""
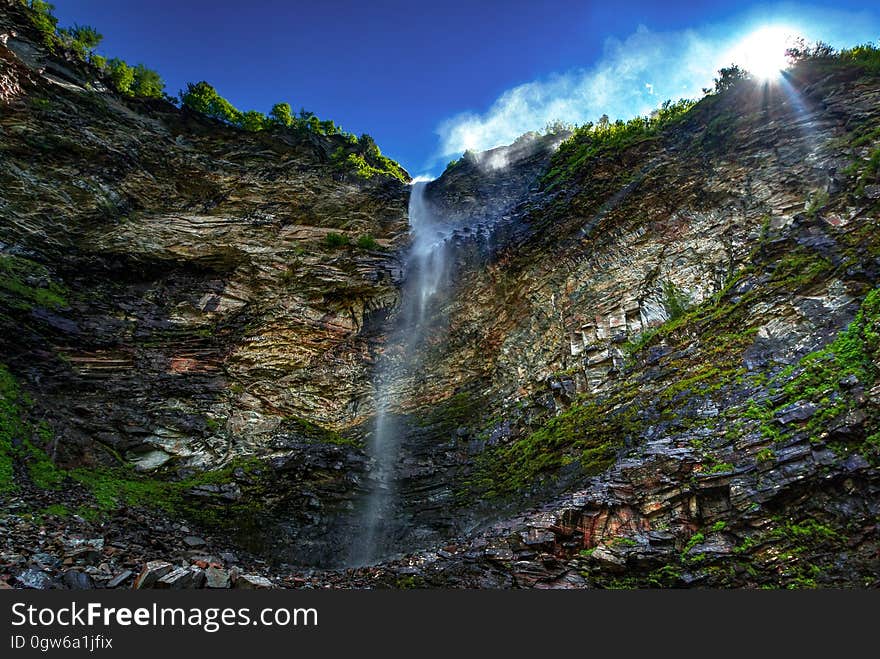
[{"left": 433, "top": 8, "right": 879, "bottom": 162}]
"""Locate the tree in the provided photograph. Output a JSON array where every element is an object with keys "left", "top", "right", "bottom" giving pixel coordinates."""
[
  {"left": 712, "top": 64, "right": 749, "bottom": 93},
  {"left": 241, "top": 110, "right": 267, "bottom": 132},
  {"left": 24, "top": 1, "right": 58, "bottom": 47},
  {"left": 319, "top": 119, "right": 339, "bottom": 135},
  {"left": 130, "top": 64, "right": 164, "bottom": 98},
  {"left": 59, "top": 23, "right": 102, "bottom": 60},
  {"left": 544, "top": 119, "right": 572, "bottom": 135},
  {"left": 269, "top": 102, "right": 293, "bottom": 127},
  {"left": 786, "top": 38, "right": 836, "bottom": 62},
  {"left": 107, "top": 58, "right": 134, "bottom": 94},
  {"left": 358, "top": 133, "right": 380, "bottom": 157},
  {"left": 179, "top": 81, "right": 241, "bottom": 125}
]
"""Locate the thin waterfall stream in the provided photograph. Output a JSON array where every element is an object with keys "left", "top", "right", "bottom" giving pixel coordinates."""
[{"left": 351, "top": 179, "right": 456, "bottom": 566}]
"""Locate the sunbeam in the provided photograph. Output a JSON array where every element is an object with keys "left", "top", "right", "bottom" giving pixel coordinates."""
[{"left": 727, "top": 25, "right": 799, "bottom": 80}]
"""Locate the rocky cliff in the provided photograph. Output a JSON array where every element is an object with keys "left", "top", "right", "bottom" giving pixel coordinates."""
[
  {"left": 1, "top": 1, "right": 409, "bottom": 568},
  {"left": 1, "top": 1, "right": 879, "bottom": 588}
]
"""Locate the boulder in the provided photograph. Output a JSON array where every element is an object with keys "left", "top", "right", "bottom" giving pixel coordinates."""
[
  {"left": 134, "top": 560, "right": 173, "bottom": 589},
  {"left": 106, "top": 570, "right": 133, "bottom": 589},
  {"left": 15, "top": 568, "right": 53, "bottom": 589},
  {"left": 775, "top": 401, "right": 817, "bottom": 424},
  {"left": 234, "top": 574, "right": 274, "bottom": 589},
  {"left": 204, "top": 566, "right": 231, "bottom": 588},
  {"left": 155, "top": 567, "right": 191, "bottom": 589},
  {"left": 62, "top": 570, "right": 94, "bottom": 590},
  {"left": 182, "top": 536, "right": 206, "bottom": 548}
]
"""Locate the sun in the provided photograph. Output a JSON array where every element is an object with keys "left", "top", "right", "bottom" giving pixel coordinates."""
[{"left": 729, "top": 25, "right": 797, "bottom": 80}]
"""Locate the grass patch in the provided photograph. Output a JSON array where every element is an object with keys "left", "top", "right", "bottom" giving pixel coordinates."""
[
  {"left": 40, "top": 503, "right": 70, "bottom": 518},
  {"left": 323, "top": 232, "right": 350, "bottom": 249},
  {"left": 355, "top": 234, "right": 380, "bottom": 250}
]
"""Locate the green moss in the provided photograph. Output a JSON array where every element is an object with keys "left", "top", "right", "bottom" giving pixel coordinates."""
[
  {"left": 467, "top": 396, "right": 635, "bottom": 498},
  {"left": 683, "top": 532, "right": 705, "bottom": 555},
  {"left": 40, "top": 503, "right": 70, "bottom": 517},
  {"left": 647, "top": 565, "right": 682, "bottom": 587},
  {"left": 771, "top": 518, "right": 839, "bottom": 544},
  {"left": 69, "top": 467, "right": 171, "bottom": 511},
  {"left": 30, "top": 97, "right": 51, "bottom": 111},
  {"left": 848, "top": 124, "right": 880, "bottom": 150},
  {"left": 414, "top": 391, "right": 481, "bottom": 431},
  {"left": 755, "top": 447, "right": 776, "bottom": 463},
  {"left": 627, "top": 238, "right": 832, "bottom": 366},
  {"left": 842, "top": 118, "right": 880, "bottom": 195},
  {"left": 0, "top": 365, "right": 23, "bottom": 493},
  {"left": 283, "top": 415, "right": 360, "bottom": 447},
  {"left": 67, "top": 455, "right": 270, "bottom": 531},
  {"left": 0, "top": 255, "right": 68, "bottom": 310},
  {"left": 804, "top": 190, "right": 830, "bottom": 219},
  {"left": 395, "top": 574, "right": 426, "bottom": 589},
  {"left": 602, "top": 576, "right": 640, "bottom": 590},
  {"left": 0, "top": 364, "right": 65, "bottom": 492},
  {"left": 769, "top": 251, "right": 834, "bottom": 291},
  {"left": 661, "top": 280, "right": 691, "bottom": 321},
  {"left": 660, "top": 365, "right": 729, "bottom": 404},
  {"left": 0, "top": 362, "right": 277, "bottom": 528},
  {"left": 610, "top": 536, "right": 638, "bottom": 548},
  {"left": 729, "top": 518, "right": 841, "bottom": 587},
  {"left": 26, "top": 431, "right": 66, "bottom": 490},
  {"left": 747, "top": 287, "right": 880, "bottom": 449},
  {"left": 74, "top": 506, "right": 101, "bottom": 522},
  {"left": 733, "top": 536, "right": 758, "bottom": 554},
  {"left": 709, "top": 520, "right": 727, "bottom": 532}
]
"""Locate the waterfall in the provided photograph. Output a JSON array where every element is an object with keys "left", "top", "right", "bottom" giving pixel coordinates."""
[{"left": 351, "top": 180, "right": 454, "bottom": 566}]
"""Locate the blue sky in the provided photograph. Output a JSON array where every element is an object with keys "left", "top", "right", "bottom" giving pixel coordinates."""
[{"left": 52, "top": 1, "right": 879, "bottom": 176}]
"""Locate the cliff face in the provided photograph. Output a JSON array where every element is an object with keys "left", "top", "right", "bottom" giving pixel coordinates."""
[
  {"left": 367, "top": 63, "right": 880, "bottom": 587},
  {"left": 1, "top": 4, "right": 410, "bottom": 565},
  {"left": 2, "top": 1, "right": 880, "bottom": 587}
]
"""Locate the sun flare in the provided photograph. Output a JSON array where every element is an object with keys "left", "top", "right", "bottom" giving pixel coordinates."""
[{"left": 728, "top": 25, "right": 798, "bottom": 80}]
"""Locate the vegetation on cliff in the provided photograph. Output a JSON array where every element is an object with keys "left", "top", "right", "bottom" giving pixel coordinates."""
[
  {"left": 177, "top": 81, "right": 407, "bottom": 181},
  {"left": 4, "top": 0, "right": 880, "bottom": 586},
  {"left": 543, "top": 98, "right": 696, "bottom": 187},
  {"left": 16, "top": 0, "right": 408, "bottom": 182},
  {"left": 0, "top": 361, "right": 273, "bottom": 528},
  {"left": 18, "top": 0, "right": 165, "bottom": 98},
  {"left": 543, "top": 41, "right": 880, "bottom": 191}
]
